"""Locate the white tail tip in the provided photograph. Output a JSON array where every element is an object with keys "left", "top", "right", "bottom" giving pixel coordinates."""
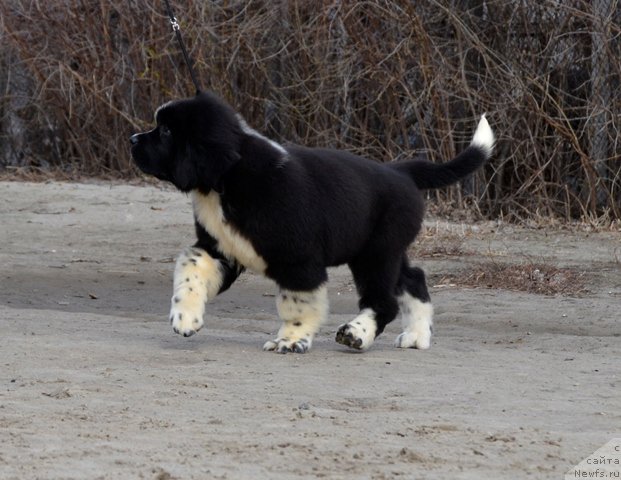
[{"left": 470, "top": 113, "right": 495, "bottom": 157}]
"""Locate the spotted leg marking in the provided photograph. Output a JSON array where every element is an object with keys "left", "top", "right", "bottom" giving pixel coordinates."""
[
  {"left": 394, "top": 293, "right": 433, "bottom": 349},
  {"left": 263, "top": 285, "right": 328, "bottom": 354},
  {"left": 335, "top": 309, "right": 378, "bottom": 351},
  {"left": 169, "top": 247, "right": 223, "bottom": 337}
]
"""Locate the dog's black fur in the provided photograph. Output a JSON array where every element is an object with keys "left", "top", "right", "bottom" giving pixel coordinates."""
[{"left": 130, "top": 91, "right": 493, "bottom": 351}]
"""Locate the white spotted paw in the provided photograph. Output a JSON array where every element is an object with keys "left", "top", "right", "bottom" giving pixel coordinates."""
[
  {"left": 395, "top": 328, "right": 432, "bottom": 350},
  {"left": 335, "top": 323, "right": 373, "bottom": 350},
  {"left": 335, "top": 310, "right": 377, "bottom": 351},
  {"left": 169, "top": 295, "right": 204, "bottom": 338},
  {"left": 263, "top": 337, "right": 311, "bottom": 354}
]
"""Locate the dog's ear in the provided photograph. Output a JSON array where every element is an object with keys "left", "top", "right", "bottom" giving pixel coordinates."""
[
  {"left": 171, "top": 143, "right": 199, "bottom": 192},
  {"left": 176, "top": 141, "right": 241, "bottom": 193}
]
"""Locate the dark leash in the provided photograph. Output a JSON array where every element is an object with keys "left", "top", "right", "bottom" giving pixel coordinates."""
[{"left": 163, "top": 0, "right": 202, "bottom": 95}]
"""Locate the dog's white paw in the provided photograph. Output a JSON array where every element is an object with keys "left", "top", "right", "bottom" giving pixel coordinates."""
[
  {"left": 168, "top": 246, "right": 221, "bottom": 338},
  {"left": 335, "top": 309, "right": 377, "bottom": 350},
  {"left": 395, "top": 329, "right": 431, "bottom": 349},
  {"left": 263, "top": 337, "right": 311, "bottom": 354},
  {"left": 263, "top": 286, "right": 327, "bottom": 354},
  {"left": 395, "top": 296, "right": 433, "bottom": 349},
  {"left": 169, "top": 294, "right": 204, "bottom": 337}
]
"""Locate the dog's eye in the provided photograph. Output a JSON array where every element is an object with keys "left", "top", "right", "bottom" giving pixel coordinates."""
[{"left": 160, "top": 125, "right": 171, "bottom": 137}]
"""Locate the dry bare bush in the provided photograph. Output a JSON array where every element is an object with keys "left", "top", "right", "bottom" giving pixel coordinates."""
[
  {"left": 0, "top": 0, "right": 619, "bottom": 221},
  {"left": 435, "top": 261, "right": 588, "bottom": 296}
]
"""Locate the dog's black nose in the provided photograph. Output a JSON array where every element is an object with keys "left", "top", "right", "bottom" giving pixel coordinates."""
[{"left": 130, "top": 134, "right": 139, "bottom": 146}]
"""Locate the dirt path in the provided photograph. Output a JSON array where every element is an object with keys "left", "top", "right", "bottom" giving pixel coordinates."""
[{"left": 1, "top": 181, "right": 619, "bottom": 479}]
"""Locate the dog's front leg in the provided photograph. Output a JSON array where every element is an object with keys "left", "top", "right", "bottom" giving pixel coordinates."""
[
  {"left": 169, "top": 247, "right": 228, "bottom": 337},
  {"left": 263, "top": 285, "right": 328, "bottom": 353}
]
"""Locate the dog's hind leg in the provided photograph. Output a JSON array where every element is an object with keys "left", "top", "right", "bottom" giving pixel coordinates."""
[
  {"left": 263, "top": 285, "right": 328, "bottom": 354},
  {"left": 336, "top": 255, "right": 401, "bottom": 351},
  {"left": 394, "top": 259, "right": 433, "bottom": 349}
]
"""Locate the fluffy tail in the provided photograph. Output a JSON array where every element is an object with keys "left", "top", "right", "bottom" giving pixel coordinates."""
[{"left": 389, "top": 114, "right": 495, "bottom": 190}]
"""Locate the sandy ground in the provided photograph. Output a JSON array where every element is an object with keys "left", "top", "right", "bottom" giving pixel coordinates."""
[{"left": 0, "top": 180, "right": 620, "bottom": 480}]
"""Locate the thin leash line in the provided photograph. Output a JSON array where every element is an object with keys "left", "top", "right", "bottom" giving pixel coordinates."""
[{"left": 163, "top": 0, "right": 202, "bottom": 95}]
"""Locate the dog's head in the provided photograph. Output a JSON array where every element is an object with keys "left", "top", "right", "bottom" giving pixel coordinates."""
[{"left": 130, "top": 92, "right": 242, "bottom": 193}]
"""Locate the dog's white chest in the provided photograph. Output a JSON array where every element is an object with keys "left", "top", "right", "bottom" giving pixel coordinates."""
[{"left": 191, "top": 191, "right": 267, "bottom": 273}]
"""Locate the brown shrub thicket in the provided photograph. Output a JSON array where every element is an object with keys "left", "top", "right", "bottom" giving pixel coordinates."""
[{"left": 0, "top": 0, "right": 619, "bottom": 221}]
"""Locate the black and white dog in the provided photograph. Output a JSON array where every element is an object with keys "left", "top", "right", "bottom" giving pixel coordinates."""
[{"left": 130, "top": 91, "right": 494, "bottom": 353}]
